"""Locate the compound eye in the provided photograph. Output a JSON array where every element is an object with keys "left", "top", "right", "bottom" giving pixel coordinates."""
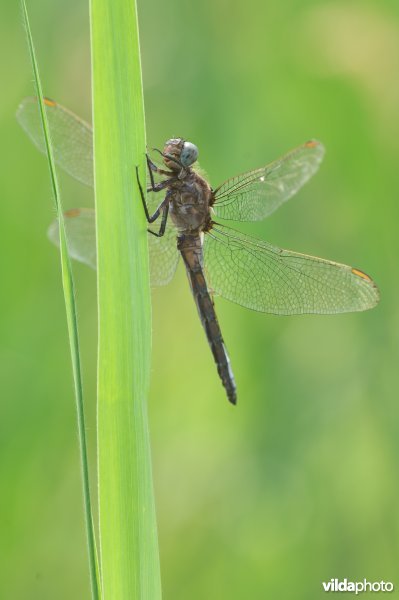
[{"left": 180, "top": 141, "right": 198, "bottom": 167}]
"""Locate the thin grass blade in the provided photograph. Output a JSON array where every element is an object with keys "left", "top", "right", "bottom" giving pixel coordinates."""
[{"left": 21, "top": 2, "right": 100, "bottom": 598}]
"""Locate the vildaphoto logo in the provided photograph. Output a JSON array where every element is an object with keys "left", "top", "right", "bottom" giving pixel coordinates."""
[{"left": 322, "top": 579, "right": 394, "bottom": 594}]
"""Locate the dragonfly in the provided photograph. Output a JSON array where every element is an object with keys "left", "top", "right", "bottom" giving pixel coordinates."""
[{"left": 17, "top": 97, "right": 380, "bottom": 405}]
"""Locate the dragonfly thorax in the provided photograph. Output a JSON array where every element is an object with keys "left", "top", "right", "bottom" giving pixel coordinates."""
[{"left": 169, "top": 169, "right": 212, "bottom": 234}]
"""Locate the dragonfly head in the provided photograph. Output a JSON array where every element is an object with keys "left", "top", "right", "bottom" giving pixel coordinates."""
[{"left": 162, "top": 138, "right": 198, "bottom": 170}]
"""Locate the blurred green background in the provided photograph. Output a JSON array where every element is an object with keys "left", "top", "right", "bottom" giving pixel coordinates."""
[{"left": 1, "top": 0, "right": 399, "bottom": 597}]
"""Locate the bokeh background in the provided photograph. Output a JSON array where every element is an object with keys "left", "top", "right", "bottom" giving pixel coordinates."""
[{"left": 1, "top": 0, "right": 399, "bottom": 597}]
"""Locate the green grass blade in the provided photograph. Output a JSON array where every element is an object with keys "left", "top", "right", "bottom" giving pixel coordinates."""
[
  {"left": 90, "top": 0, "right": 161, "bottom": 596},
  {"left": 21, "top": 3, "right": 101, "bottom": 598}
]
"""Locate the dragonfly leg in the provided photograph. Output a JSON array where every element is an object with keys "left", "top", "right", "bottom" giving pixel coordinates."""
[
  {"left": 136, "top": 165, "right": 160, "bottom": 222},
  {"left": 146, "top": 153, "right": 158, "bottom": 171},
  {"left": 146, "top": 153, "right": 174, "bottom": 187},
  {"left": 148, "top": 202, "right": 170, "bottom": 238},
  {"left": 143, "top": 155, "right": 174, "bottom": 193},
  {"left": 136, "top": 166, "right": 172, "bottom": 225},
  {"left": 146, "top": 180, "right": 172, "bottom": 194},
  {"left": 146, "top": 153, "right": 157, "bottom": 189}
]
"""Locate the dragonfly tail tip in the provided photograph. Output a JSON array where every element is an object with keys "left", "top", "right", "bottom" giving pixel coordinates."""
[{"left": 228, "top": 393, "right": 237, "bottom": 406}]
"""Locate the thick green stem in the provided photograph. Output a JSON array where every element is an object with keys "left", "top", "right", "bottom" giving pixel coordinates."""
[{"left": 90, "top": 0, "right": 161, "bottom": 596}]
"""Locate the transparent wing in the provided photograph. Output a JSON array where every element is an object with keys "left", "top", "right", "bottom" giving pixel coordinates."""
[
  {"left": 17, "top": 97, "right": 93, "bottom": 187},
  {"left": 212, "top": 140, "right": 325, "bottom": 222},
  {"left": 203, "top": 224, "right": 379, "bottom": 315},
  {"left": 18, "top": 98, "right": 179, "bottom": 283},
  {"left": 147, "top": 223, "right": 180, "bottom": 286},
  {"left": 48, "top": 208, "right": 97, "bottom": 269},
  {"left": 47, "top": 208, "right": 179, "bottom": 286}
]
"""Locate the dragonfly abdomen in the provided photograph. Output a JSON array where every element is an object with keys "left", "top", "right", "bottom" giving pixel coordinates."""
[{"left": 178, "top": 234, "right": 237, "bottom": 405}]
